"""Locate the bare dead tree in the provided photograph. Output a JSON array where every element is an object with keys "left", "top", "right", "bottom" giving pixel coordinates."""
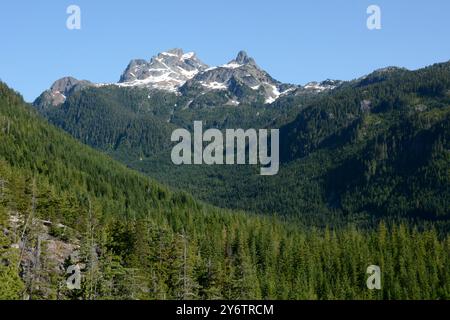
[
  {"left": 178, "top": 230, "right": 194, "bottom": 300},
  {"left": 84, "top": 197, "right": 98, "bottom": 300},
  {"left": 18, "top": 178, "right": 37, "bottom": 269},
  {"left": 20, "top": 179, "right": 39, "bottom": 299}
]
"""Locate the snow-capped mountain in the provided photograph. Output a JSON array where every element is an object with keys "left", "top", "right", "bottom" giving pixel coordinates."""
[
  {"left": 34, "top": 48, "right": 342, "bottom": 109},
  {"left": 116, "top": 49, "right": 295, "bottom": 104},
  {"left": 117, "top": 48, "right": 208, "bottom": 92},
  {"left": 182, "top": 51, "right": 295, "bottom": 104}
]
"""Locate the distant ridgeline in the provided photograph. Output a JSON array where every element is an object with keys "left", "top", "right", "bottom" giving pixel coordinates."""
[{"left": 33, "top": 51, "right": 450, "bottom": 229}]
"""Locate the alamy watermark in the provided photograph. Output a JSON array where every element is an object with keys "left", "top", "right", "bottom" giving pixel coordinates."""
[
  {"left": 64, "top": 5, "right": 381, "bottom": 32},
  {"left": 66, "top": 264, "right": 82, "bottom": 290},
  {"left": 66, "top": 5, "right": 81, "bottom": 30},
  {"left": 367, "top": 5, "right": 382, "bottom": 30},
  {"left": 366, "top": 265, "right": 381, "bottom": 290},
  {"left": 171, "top": 121, "right": 279, "bottom": 176}
]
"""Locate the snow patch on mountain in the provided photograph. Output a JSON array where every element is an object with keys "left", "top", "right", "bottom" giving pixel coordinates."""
[
  {"left": 200, "top": 81, "right": 228, "bottom": 90},
  {"left": 304, "top": 80, "right": 341, "bottom": 92},
  {"left": 221, "top": 62, "right": 243, "bottom": 69},
  {"left": 265, "top": 84, "right": 281, "bottom": 104}
]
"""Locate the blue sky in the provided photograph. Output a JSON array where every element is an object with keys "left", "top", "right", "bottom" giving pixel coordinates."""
[{"left": 0, "top": 0, "right": 449, "bottom": 102}]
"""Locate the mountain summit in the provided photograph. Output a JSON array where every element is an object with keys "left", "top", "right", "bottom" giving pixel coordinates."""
[
  {"left": 182, "top": 50, "right": 295, "bottom": 104},
  {"left": 118, "top": 48, "right": 208, "bottom": 92},
  {"left": 116, "top": 48, "right": 289, "bottom": 103},
  {"left": 33, "top": 76, "right": 93, "bottom": 108},
  {"left": 234, "top": 50, "right": 257, "bottom": 66}
]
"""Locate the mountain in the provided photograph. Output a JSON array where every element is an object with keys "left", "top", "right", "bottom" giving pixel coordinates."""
[
  {"left": 117, "top": 48, "right": 208, "bottom": 91},
  {"left": 2, "top": 81, "right": 450, "bottom": 300},
  {"left": 32, "top": 58, "right": 450, "bottom": 228},
  {"left": 34, "top": 77, "right": 93, "bottom": 109},
  {"left": 181, "top": 50, "right": 297, "bottom": 104},
  {"left": 34, "top": 49, "right": 338, "bottom": 110}
]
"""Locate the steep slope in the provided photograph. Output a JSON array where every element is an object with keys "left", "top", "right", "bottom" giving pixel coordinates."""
[
  {"left": 33, "top": 61, "right": 450, "bottom": 227},
  {"left": 176, "top": 62, "right": 450, "bottom": 223},
  {"left": 40, "top": 85, "right": 177, "bottom": 159},
  {"left": 2, "top": 82, "right": 450, "bottom": 300}
]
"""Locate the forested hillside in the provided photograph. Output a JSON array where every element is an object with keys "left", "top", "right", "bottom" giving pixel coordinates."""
[
  {"left": 1, "top": 82, "right": 449, "bottom": 299},
  {"left": 36, "top": 62, "right": 450, "bottom": 227}
]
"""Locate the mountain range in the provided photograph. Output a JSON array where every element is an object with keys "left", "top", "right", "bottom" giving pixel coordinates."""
[
  {"left": 1, "top": 49, "right": 449, "bottom": 300},
  {"left": 35, "top": 49, "right": 340, "bottom": 109},
  {"left": 32, "top": 50, "right": 450, "bottom": 228}
]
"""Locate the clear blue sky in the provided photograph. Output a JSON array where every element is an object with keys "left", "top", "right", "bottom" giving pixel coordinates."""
[{"left": 1, "top": 0, "right": 449, "bottom": 102}]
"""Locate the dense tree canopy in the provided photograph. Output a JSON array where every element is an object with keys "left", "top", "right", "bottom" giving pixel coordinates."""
[
  {"left": 36, "top": 62, "right": 450, "bottom": 227},
  {"left": 1, "top": 80, "right": 449, "bottom": 300}
]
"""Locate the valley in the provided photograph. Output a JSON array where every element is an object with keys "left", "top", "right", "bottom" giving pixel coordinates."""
[
  {"left": 1, "top": 50, "right": 449, "bottom": 300},
  {"left": 33, "top": 50, "right": 450, "bottom": 228}
]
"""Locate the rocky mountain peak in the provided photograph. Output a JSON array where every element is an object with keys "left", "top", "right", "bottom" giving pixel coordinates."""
[
  {"left": 182, "top": 50, "right": 295, "bottom": 104},
  {"left": 50, "top": 77, "right": 87, "bottom": 96},
  {"left": 165, "top": 48, "right": 184, "bottom": 56},
  {"left": 234, "top": 50, "right": 256, "bottom": 66},
  {"left": 34, "top": 77, "right": 93, "bottom": 109},
  {"left": 118, "top": 49, "right": 208, "bottom": 91}
]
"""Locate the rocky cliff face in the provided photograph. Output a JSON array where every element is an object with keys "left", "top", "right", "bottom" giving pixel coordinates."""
[{"left": 34, "top": 77, "right": 93, "bottom": 109}]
